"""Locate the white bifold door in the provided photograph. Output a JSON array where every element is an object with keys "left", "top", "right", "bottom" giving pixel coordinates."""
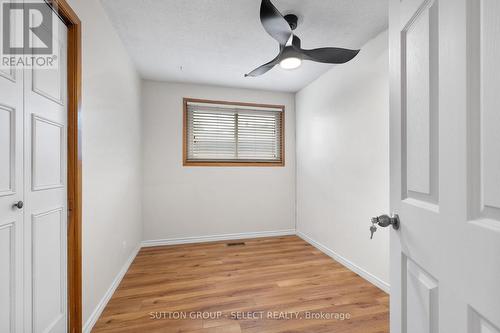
[
  {"left": 0, "top": 6, "right": 68, "bottom": 333},
  {"left": 389, "top": 0, "right": 500, "bottom": 332}
]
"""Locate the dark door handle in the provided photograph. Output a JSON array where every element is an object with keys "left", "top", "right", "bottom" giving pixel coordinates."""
[
  {"left": 369, "top": 214, "right": 400, "bottom": 240},
  {"left": 371, "top": 214, "right": 400, "bottom": 229},
  {"left": 13, "top": 201, "right": 24, "bottom": 209}
]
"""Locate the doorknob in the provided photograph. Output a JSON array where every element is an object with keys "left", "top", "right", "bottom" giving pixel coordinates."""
[
  {"left": 369, "top": 214, "right": 400, "bottom": 239},
  {"left": 12, "top": 201, "right": 24, "bottom": 209}
]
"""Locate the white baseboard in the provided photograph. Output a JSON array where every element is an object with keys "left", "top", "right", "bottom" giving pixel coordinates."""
[
  {"left": 83, "top": 245, "right": 141, "bottom": 333},
  {"left": 297, "top": 231, "right": 390, "bottom": 293},
  {"left": 141, "top": 229, "right": 296, "bottom": 247}
]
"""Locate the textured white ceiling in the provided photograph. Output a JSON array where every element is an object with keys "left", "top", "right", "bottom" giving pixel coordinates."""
[{"left": 101, "top": 0, "right": 388, "bottom": 92}]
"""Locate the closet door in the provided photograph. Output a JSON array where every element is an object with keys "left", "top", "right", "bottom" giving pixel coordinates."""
[
  {"left": 23, "top": 14, "right": 69, "bottom": 333},
  {"left": 0, "top": 54, "right": 24, "bottom": 333}
]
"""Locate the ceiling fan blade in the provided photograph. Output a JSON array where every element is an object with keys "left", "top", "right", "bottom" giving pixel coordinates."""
[
  {"left": 292, "top": 35, "right": 360, "bottom": 64},
  {"left": 260, "top": 0, "right": 292, "bottom": 46},
  {"left": 301, "top": 47, "right": 360, "bottom": 64},
  {"left": 245, "top": 53, "right": 281, "bottom": 77}
]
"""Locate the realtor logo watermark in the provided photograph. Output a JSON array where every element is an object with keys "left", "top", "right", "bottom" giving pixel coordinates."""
[{"left": 1, "top": 0, "right": 58, "bottom": 69}]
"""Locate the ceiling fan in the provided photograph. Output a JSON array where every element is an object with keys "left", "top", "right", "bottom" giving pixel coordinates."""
[{"left": 245, "top": 0, "right": 360, "bottom": 77}]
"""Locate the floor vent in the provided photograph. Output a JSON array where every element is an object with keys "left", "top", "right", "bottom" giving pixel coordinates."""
[{"left": 226, "top": 242, "right": 246, "bottom": 247}]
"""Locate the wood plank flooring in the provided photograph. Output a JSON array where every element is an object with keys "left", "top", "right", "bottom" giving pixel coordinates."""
[{"left": 91, "top": 236, "right": 389, "bottom": 333}]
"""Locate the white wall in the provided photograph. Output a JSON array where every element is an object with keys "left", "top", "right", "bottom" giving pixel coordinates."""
[
  {"left": 60, "top": 0, "right": 386, "bottom": 325},
  {"left": 142, "top": 81, "right": 295, "bottom": 241},
  {"left": 67, "top": 0, "right": 143, "bottom": 328},
  {"left": 296, "top": 31, "right": 390, "bottom": 287}
]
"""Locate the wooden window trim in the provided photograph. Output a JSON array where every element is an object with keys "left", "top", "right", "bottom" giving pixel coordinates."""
[
  {"left": 183, "top": 98, "right": 285, "bottom": 167},
  {"left": 45, "top": 1, "right": 82, "bottom": 332}
]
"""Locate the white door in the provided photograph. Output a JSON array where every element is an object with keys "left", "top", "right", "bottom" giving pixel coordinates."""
[
  {"left": 0, "top": 3, "right": 68, "bottom": 332},
  {"left": 24, "top": 12, "right": 68, "bottom": 333},
  {"left": 389, "top": 0, "right": 500, "bottom": 332},
  {"left": 0, "top": 48, "right": 24, "bottom": 333}
]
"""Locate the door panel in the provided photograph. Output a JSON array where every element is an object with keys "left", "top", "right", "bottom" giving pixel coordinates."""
[
  {"left": 0, "top": 38, "right": 24, "bottom": 333},
  {"left": 0, "top": 223, "right": 15, "bottom": 333},
  {"left": 390, "top": 0, "right": 500, "bottom": 332},
  {"left": 23, "top": 9, "right": 68, "bottom": 333},
  {"left": 0, "top": 68, "right": 16, "bottom": 82},
  {"left": 405, "top": 257, "right": 439, "bottom": 333},
  {"left": 32, "top": 208, "right": 65, "bottom": 333},
  {"left": 31, "top": 115, "right": 64, "bottom": 191},
  {"left": 0, "top": 105, "right": 15, "bottom": 196},
  {"left": 402, "top": 0, "right": 439, "bottom": 204},
  {"left": 469, "top": 0, "right": 500, "bottom": 223},
  {"left": 469, "top": 308, "right": 500, "bottom": 333},
  {"left": 31, "top": 41, "right": 65, "bottom": 105},
  {"left": 465, "top": 0, "right": 500, "bottom": 328},
  {"left": 479, "top": 0, "right": 500, "bottom": 211}
]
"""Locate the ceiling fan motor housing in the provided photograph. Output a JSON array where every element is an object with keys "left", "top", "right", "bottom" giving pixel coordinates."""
[{"left": 284, "top": 14, "right": 299, "bottom": 30}]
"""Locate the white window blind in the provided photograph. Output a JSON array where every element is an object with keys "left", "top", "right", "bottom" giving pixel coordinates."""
[{"left": 185, "top": 101, "right": 284, "bottom": 164}]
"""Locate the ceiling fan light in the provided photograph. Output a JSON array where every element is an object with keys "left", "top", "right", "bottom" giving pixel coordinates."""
[{"left": 280, "top": 57, "right": 302, "bottom": 70}]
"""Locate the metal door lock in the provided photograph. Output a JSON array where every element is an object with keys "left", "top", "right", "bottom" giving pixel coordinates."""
[{"left": 369, "top": 214, "right": 400, "bottom": 239}]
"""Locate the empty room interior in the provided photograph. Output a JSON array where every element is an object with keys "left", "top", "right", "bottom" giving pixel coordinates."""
[{"left": 1, "top": 0, "right": 499, "bottom": 332}]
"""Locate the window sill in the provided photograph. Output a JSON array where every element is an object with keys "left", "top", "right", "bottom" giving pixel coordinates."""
[{"left": 183, "top": 161, "right": 285, "bottom": 167}]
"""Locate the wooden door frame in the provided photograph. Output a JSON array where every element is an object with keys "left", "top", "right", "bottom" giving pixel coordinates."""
[{"left": 45, "top": 1, "right": 82, "bottom": 332}]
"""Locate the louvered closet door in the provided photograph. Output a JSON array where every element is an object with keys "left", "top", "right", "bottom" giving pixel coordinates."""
[{"left": 23, "top": 13, "right": 68, "bottom": 333}]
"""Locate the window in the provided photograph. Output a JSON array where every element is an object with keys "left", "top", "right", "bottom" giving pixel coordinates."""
[{"left": 183, "top": 98, "right": 284, "bottom": 166}]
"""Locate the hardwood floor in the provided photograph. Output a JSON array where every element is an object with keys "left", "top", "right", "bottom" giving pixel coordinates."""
[{"left": 92, "top": 236, "right": 389, "bottom": 333}]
